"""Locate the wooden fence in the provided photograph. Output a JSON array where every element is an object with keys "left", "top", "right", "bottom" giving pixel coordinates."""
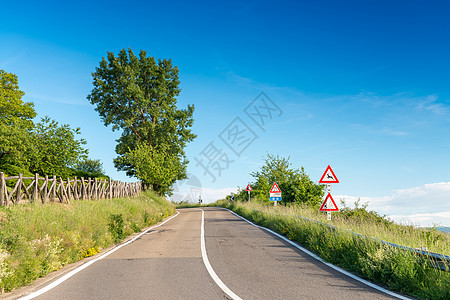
[{"left": 0, "top": 172, "right": 142, "bottom": 206}]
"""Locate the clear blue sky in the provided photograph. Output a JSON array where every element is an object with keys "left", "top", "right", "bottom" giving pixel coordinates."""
[{"left": 1, "top": 0, "right": 449, "bottom": 226}]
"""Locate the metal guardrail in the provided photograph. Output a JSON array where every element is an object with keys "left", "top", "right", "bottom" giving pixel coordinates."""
[{"left": 250, "top": 208, "right": 450, "bottom": 272}]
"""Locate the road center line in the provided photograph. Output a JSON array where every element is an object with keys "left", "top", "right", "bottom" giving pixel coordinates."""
[
  {"left": 19, "top": 211, "right": 181, "bottom": 300},
  {"left": 200, "top": 209, "right": 242, "bottom": 300}
]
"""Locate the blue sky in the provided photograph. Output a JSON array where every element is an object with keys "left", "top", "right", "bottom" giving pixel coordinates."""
[{"left": 1, "top": 0, "right": 450, "bottom": 226}]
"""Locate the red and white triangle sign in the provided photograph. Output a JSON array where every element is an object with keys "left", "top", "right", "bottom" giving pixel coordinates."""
[
  {"left": 319, "top": 165, "right": 339, "bottom": 183},
  {"left": 245, "top": 184, "right": 253, "bottom": 191},
  {"left": 269, "top": 182, "right": 281, "bottom": 193},
  {"left": 319, "top": 193, "right": 339, "bottom": 211}
]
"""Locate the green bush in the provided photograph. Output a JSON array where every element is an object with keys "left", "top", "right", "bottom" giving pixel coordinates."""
[
  {"left": 108, "top": 214, "right": 124, "bottom": 243},
  {"left": 0, "top": 164, "right": 34, "bottom": 188}
]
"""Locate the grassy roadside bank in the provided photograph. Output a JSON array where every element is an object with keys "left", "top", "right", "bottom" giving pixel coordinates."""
[
  {"left": 0, "top": 191, "right": 175, "bottom": 293},
  {"left": 214, "top": 200, "right": 449, "bottom": 300}
]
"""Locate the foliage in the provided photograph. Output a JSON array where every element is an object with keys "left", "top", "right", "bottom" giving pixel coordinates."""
[
  {"left": 27, "top": 117, "right": 88, "bottom": 177},
  {"left": 0, "top": 70, "right": 36, "bottom": 129},
  {"left": 0, "top": 70, "right": 90, "bottom": 177},
  {"left": 0, "top": 70, "right": 36, "bottom": 167},
  {"left": 126, "top": 143, "right": 184, "bottom": 195},
  {"left": 0, "top": 191, "right": 175, "bottom": 292},
  {"left": 236, "top": 154, "right": 324, "bottom": 206},
  {"left": 0, "top": 125, "right": 31, "bottom": 168},
  {"left": 87, "top": 48, "right": 196, "bottom": 195},
  {"left": 74, "top": 158, "right": 106, "bottom": 177},
  {"left": 339, "top": 198, "right": 394, "bottom": 227},
  {"left": 0, "top": 164, "right": 34, "bottom": 189},
  {"left": 108, "top": 213, "right": 124, "bottom": 243}
]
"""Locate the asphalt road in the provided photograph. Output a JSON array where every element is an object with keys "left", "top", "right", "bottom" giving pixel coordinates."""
[{"left": 14, "top": 207, "right": 405, "bottom": 299}]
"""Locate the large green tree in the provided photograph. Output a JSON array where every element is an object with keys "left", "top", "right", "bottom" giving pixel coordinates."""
[
  {"left": 87, "top": 48, "right": 196, "bottom": 195},
  {"left": 0, "top": 70, "right": 36, "bottom": 166}
]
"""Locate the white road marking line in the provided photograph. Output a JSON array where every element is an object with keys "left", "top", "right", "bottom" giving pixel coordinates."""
[
  {"left": 223, "top": 208, "right": 411, "bottom": 300},
  {"left": 19, "top": 211, "right": 180, "bottom": 300},
  {"left": 200, "top": 209, "right": 242, "bottom": 300}
]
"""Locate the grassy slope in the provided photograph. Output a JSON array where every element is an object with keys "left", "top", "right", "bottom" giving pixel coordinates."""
[
  {"left": 214, "top": 200, "right": 450, "bottom": 300},
  {"left": 0, "top": 191, "right": 175, "bottom": 293}
]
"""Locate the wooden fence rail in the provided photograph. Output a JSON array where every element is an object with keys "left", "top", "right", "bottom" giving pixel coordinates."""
[{"left": 0, "top": 172, "right": 142, "bottom": 206}]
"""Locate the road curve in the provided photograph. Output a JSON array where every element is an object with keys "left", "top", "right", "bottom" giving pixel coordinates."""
[
  {"left": 13, "top": 207, "right": 405, "bottom": 299},
  {"left": 203, "top": 207, "right": 401, "bottom": 300}
]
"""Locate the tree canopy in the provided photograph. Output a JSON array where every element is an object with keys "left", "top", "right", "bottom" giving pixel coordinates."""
[
  {"left": 0, "top": 69, "right": 92, "bottom": 178},
  {"left": 236, "top": 154, "right": 324, "bottom": 206},
  {"left": 0, "top": 70, "right": 36, "bottom": 129},
  {"left": 28, "top": 117, "right": 88, "bottom": 177},
  {"left": 74, "top": 158, "right": 105, "bottom": 176},
  {"left": 0, "top": 70, "right": 36, "bottom": 167},
  {"left": 87, "top": 48, "right": 196, "bottom": 195}
]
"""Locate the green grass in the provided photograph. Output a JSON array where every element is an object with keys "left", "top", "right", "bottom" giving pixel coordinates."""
[
  {"left": 0, "top": 191, "right": 175, "bottom": 293},
  {"left": 216, "top": 199, "right": 450, "bottom": 300},
  {"left": 174, "top": 202, "right": 204, "bottom": 209}
]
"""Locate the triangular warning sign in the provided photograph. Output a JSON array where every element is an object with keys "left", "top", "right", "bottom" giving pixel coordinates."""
[
  {"left": 245, "top": 184, "right": 253, "bottom": 191},
  {"left": 319, "top": 165, "right": 339, "bottom": 183},
  {"left": 319, "top": 193, "right": 339, "bottom": 211},
  {"left": 269, "top": 182, "right": 281, "bottom": 193}
]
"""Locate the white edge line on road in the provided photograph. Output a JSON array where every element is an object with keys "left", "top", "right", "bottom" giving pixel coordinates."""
[
  {"left": 223, "top": 208, "right": 411, "bottom": 300},
  {"left": 19, "top": 211, "right": 181, "bottom": 300},
  {"left": 200, "top": 209, "right": 242, "bottom": 300}
]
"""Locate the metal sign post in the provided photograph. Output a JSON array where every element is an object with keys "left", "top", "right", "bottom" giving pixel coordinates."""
[
  {"left": 327, "top": 184, "right": 331, "bottom": 219},
  {"left": 245, "top": 184, "right": 253, "bottom": 202}
]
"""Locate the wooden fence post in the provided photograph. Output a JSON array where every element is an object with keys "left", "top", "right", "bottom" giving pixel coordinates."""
[
  {"left": 101, "top": 179, "right": 106, "bottom": 199},
  {"left": 88, "top": 178, "right": 92, "bottom": 200},
  {"left": 80, "top": 177, "right": 85, "bottom": 200},
  {"left": 0, "top": 172, "right": 4, "bottom": 206},
  {"left": 52, "top": 175, "right": 57, "bottom": 202},
  {"left": 43, "top": 175, "right": 49, "bottom": 203},
  {"left": 58, "top": 177, "right": 63, "bottom": 203},
  {"left": 33, "top": 173, "right": 39, "bottom": 203},
  {"left": 73, "top": 176, "right": 78, "bottom": 200},
  {"left": 17, "top": 173, "right": 23, "bottom": 203},
  {"left": 66, "top": 178, "right": 71, "bottom": 200},
  {"left": 94, "top": 178, "right": 98, "bottom": 200},
  {"left": 108, "top": 179, "right": 112, "bottom": 199}
]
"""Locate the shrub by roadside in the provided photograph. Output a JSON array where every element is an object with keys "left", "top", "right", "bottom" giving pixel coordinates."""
[{"left": 0, "top": 191, "right": 174, "bottom": 293}]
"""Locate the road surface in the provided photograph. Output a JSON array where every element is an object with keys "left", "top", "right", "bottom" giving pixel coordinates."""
[{"left": 14, "top": 207, "right": 406, "bottom": 299}]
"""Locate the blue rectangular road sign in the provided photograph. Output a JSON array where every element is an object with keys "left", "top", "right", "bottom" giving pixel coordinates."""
[{"left": 270, "top": 196, "right": 281, "bottom": 201}]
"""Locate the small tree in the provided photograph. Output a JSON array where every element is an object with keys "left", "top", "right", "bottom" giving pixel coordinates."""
[
  {"left": 248, "top": 154, "right": 324, "bottom": 206},
  {"left": 74, "top": 158, "right": 105, "bottom": 177},
  {"left": 126, "top": 143, "right": 183, "bottom": 195}
]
